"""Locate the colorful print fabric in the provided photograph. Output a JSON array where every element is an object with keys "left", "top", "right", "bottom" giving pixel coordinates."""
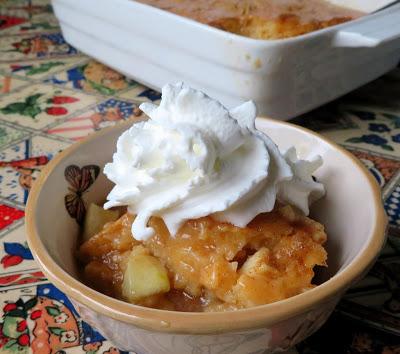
[{"left": 0, "top": 0, "right": 399, "bottom": 353}]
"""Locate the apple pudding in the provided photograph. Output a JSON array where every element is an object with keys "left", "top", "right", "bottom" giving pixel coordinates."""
[
  {"left": 78, "top": 204, "right": 326, "bottom": 311},
  {"left": 77, "top": 83, "right": 328, "bottom": 312},
  {"left": 135, "top": 0, "right": 363, "bottom": 39}
]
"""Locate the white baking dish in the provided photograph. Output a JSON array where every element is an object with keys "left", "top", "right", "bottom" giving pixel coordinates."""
[{"left": 52, "top": 0, "right": 400, "bottom": 119}]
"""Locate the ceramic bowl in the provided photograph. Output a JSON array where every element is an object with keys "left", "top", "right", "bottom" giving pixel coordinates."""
[{"left": 26, "top": 118, "right": 387, "bottom": 354}]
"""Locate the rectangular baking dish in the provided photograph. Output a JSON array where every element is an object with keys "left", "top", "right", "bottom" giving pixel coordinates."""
[{"left": 52, "top": 0, "right": 400, "bottom": 119}]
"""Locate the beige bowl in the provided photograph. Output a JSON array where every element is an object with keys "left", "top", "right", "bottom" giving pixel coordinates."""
[{"left": 26, "top": 118, "right": 387, "bottom": 354}]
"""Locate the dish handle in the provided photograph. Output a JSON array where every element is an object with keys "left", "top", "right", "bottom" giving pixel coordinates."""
[{"left": 333, "top": 5, "right": 400, "bottom": 47}]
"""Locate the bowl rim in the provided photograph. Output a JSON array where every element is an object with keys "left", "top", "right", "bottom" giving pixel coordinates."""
[{"left": 25, "top": 117, "right": 387, "bottom": 334}]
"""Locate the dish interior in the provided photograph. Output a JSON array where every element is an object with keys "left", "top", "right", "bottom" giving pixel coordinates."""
[{"left": 134, "top": 0, "right": 363, "bottom": 39}]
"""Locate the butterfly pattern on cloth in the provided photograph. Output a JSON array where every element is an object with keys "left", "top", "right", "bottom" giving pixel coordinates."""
[{"left": 64, "top": 164, "right": 100, "bottom": 225}]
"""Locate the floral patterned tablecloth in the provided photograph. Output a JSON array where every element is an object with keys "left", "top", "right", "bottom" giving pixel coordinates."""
[{"left": 0, "top": 1, "right": 399, "bottom": 353}]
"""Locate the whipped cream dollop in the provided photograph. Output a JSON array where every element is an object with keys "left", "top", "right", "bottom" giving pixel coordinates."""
[{"left": 104, "top": 83, "right": 325, "bottom": 240}]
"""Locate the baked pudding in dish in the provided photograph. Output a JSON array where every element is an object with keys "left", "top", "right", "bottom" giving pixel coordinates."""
[
  {"left": 78, "top": 83, "right": 327, "bottom": 312},
  {"left": 79, "top": 205, "right": 327, "bottom": 311},
  {"left": 135, "top": 0, "right": 363, "bottom": 39}
]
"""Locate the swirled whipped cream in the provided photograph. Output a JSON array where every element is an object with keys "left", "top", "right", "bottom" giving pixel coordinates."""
[{"left": 104, "top": 83, "right": 325, "bottom": 241}]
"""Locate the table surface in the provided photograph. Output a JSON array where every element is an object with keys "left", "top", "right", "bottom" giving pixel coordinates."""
[{"left": 0, "top": 1, "right": 399, "bottom": 353}]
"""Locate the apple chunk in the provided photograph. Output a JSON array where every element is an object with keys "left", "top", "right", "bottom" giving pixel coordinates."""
[
  {"left": 122, "top": 252, "right": 170, "bottom": 303},
  {"left": 82, "top": 203, "right": 119, "bottom": 241}
]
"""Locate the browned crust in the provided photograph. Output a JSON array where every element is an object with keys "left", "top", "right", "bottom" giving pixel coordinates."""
[{"left": 209, "top": 14, "right": 352, "bottom": 39}]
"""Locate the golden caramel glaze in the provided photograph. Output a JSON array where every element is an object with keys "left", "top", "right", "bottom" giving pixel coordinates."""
[
  {"left": 78, "top": 205, "right": 327, "bottom": 311},
  {"left": 135, "top": 0, "right": 363, "bottom": 39}
]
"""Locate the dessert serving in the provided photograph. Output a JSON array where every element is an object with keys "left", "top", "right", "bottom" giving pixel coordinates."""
[
  {"left": 135, "top": 0, "right": 363, "bottom": 39},
  {"left": 26, "top": 80, "right": 386, "bottom": 351},
  {"left": 77, "top": 83, "right": 328, "bottom": 312}
]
